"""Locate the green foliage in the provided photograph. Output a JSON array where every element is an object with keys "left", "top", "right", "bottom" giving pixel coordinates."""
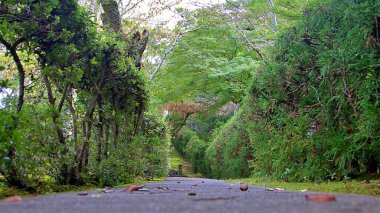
[
  {"left": 205, "top": 108, "right": 252, "bottom": 179},
  {"left": 184, "top": 135, "right": 209, "bottom": 174},
  {"left": 205, "top": 0, "right": 380, "bottom": 181},
  {"left": 172, "top": 127, "right": 196, "bottom": 156},
  {"left": 0, "top": 0, "right": 169, "bottom": 190},
  {"left": 153, "top": 25, "right": 255, "bottom": 106},
  {"left": 172, "top": 127, "right": 209, "bottom": 175},
  {"left": 90, "top": 110, "right": 170, "bottom": 186},
  {"left": 166, "top": 0, "right": 380, "bottom": 182}
]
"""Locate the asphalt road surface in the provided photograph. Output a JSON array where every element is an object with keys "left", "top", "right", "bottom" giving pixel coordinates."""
[{"left": 1, "top": 177, "right": 380, "bottom": 213}]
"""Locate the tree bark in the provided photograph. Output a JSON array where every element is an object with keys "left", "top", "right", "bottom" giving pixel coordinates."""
[
  {"left": 127, "top": 29, "right": 149, "bottom": 68},
  {"left": 103, "top": 123, "right": 109, "bottom": 159},
  {"left": 173, "top": 113, "right": 192, "bottom": 137},
  {"left": 39, "top": 55, "right": 70, "bottom": 184},
  {"left": 96, "top": 95, "right": 103, "bottom": 164},
  {"left": 0, "top": 36, "right": 25, "bottom": 112},
  {"left": 113, "top": 121, "right": 119, "bottom": 149},
  {"left": 100, "top": 0, "right": 122, "bottom": 33}
]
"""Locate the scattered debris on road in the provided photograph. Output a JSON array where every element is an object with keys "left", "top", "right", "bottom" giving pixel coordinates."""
[
  {"left": 240, "top": 185, "right": 249, "bottom": 191},
  {"left": 264, "top": 188, "right": 285, "bottom": 192},
  {"left": 305, "top": 194, "right": 337, "bottom": 202},
  {"left": 156, "top": 186, "right": 170, "bottom": 190},
  {"left": 78, "top": 192, "right": 88, "bottom": 196},
  {"left": 138, "top": 188, "right": 150, "bottom": 192},
  {"left": 3, "top": 196, "right": 22, "bottom": 203},
  {"left": 125, "top": 185, "right": 144, "bottom": 192}
]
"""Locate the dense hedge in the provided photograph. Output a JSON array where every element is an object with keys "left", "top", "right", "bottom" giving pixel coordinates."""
[
  {"left": 177, "top": 0, "right": 380, "bottom": 181},
  {"left": 172, "top": 127, "right": 209, "bottom": 174}
]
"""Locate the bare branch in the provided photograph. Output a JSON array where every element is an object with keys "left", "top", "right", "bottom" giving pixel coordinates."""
[
  {"left": 58, "top": 83, "right": 69, "bottom": 112},
  {"left": 0, "top": 35, "right": 26, "bottom": 112},
  {"left": 148, "top": 25, "right": 212, "bottom": 81},
  {"left": 120, "top": 0, "right": 144, "bottom": 17},
  {"left": 224, "top": 10, "right": 267, "bottom": 61},
  {"left": 148, "top": 33, "right": 180, "bottom": 81}
]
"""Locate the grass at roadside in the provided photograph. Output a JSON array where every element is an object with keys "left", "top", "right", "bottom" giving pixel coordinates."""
[
  {"left": 0, "top": 176, "right": 166, "bottom": 200},
  {"left": 227, "top": 177, "right": 380, "bottom": 196},
  {"left": 0, "top": 149, "right": 195, "bottom": 200},
  {"left": 0, "top": 180, "right": 97, "bottom": 199}
]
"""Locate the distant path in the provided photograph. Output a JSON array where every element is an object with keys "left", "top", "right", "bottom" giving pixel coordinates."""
[{"left": 1, "top": 177, "right": 380, "bottom": 213}]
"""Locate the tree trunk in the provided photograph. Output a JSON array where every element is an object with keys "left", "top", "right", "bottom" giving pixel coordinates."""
[
  {"left": 0, "top": 39, "right": 31, "bottom": 189},
  {"left": 77, "top": 50, "right": 111, "bottom": 176},
  {"left": 83, "top": 114, "right": 93, "bottom": 172},
  {"left": 113, "top": 122, "right": 119, "bottom": 149},
  {"left": 96, "top": 95, "right": 103, "bottom": 164},
  {"left": 100, "top": 0, "right": 149, "bottom": 69},
  {"left": 4, "top": 146, "right": 32, "bottom": 190},
  {"left": 78, "top": 111, "right": 94, "bottom": 174},
  {"left": 173, "top": 113, "right": 191, "bottom": 137},
  {"left": 67, "top": 93, "right": 78, "bottom": 155},
  {"left": 100, "top": 0, "right": 122, "bottom": 33},
  {"left": 39, "top": 55, "right": 70, "bottom": 184},
  {"left": 103, "top": 123, "right": 109, "bottom": 159},
  {"left": 10, "top": 49, "right": 25, "bottom": 113},
  {"left": 0, "top": 37, "right": 25, "bottom": 112}
]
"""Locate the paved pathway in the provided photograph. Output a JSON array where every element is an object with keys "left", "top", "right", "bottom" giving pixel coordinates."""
[{"left": 1, "top": 177, "right": 380, "bottom": 213}]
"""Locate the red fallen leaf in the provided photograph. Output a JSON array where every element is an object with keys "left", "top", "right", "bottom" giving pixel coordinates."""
[
  {"left": 78, "top": 192, "right": 88, "bottom": 196},
  {"left": 240, "top": 185, "right": 248, "bottom": 191},
  {"left": 125, "top": 185, "right": 144, "bottom": 192},
  {"left": 306, "top": 194, "right": 336, "bottom": 202},
  {"left": 3, "top": 196, "right": 22, "bottom": 203}
]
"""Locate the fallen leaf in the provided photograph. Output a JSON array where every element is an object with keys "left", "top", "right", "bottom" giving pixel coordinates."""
[
  {"left": 240, "top": 185, "right": 248, "bottom": 191},
  {"left": 201, "top": 181, "right": 205, "bottom": 183},
  {"left": 188, "top": 192, "right": 197, "bottom": 196},
  {"left": 306, "top": 194, "right": 337, "bottom": 202},
  {"left": 3, "top": 196, "right": 22, "bottom": 203},
  {"left": 192, "top": 184, "right": 198, "bottom": 186},
  {"left": 78, "top": 192, "right": 88, "bottom": 196},
  {"left": 177, "top": 181, "right": 181, "bottom": 184},
  {"left": 125, "top": 185, "right": 144, "bottom": 192},
  {"left": 361, "top": 180, "right": 369, "bottom": 184},
  {"left": 300, "top": 189, "right": 308, "bottom": 192}
]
